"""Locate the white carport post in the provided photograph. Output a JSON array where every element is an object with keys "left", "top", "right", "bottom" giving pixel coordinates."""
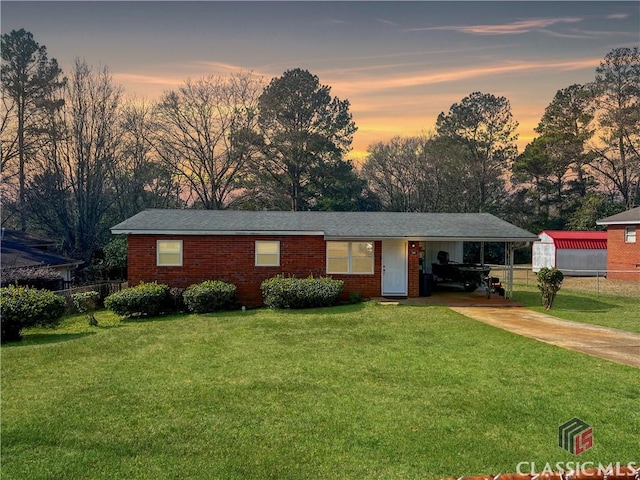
[{"left": 504, "top": 242, "right": 515, "bottom": 299}]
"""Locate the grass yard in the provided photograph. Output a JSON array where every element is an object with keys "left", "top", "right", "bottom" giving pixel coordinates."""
[
  {"left": 2, "top": 302, "right": 639, "bottom": 480},
  {"left": 513, "top": 286, "right": 640, "bottom": 333}
]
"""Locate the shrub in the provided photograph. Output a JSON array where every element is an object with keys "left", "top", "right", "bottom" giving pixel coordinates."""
[
  {"left": 0, "top": 285, "right": 66, "bottom": 343},
  {"left": 168, "top": 287, "right": 186, "bottom": 312},
  {"left": 103, "top": 235, "right": 128, "bottom": 277},
  {"left": 0, "top": 266, "right": 64, "bottom": 290},
  {"left": 182, "top": 280, "right": 237, "bottom": 313},
  {"left": 71, "top": 291, "right": 100, "bottom": 326},
  {"left": 537, "top": 267, "right": 564, "bottom": 309},
  {"left": 261, "top": 275, "right": 344, "bottom": 309},
  {"left": 348, "top": 291, "right": 363, "bottom": 304},
  {"left": 104, "top": 282, "right": 169, "bottom": 318}
]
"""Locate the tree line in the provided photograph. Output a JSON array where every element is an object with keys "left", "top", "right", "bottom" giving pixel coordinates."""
[{"left": 1, "top": 29, "right": 638, "bottom": 271}]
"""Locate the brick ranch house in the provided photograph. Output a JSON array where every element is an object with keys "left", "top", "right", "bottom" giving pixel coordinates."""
[
  {"left": 111, "top": 210, "right": 539, "bottom": 307},
  {"left": 597, "top": 206, "right": 640, "bottom": 281}
]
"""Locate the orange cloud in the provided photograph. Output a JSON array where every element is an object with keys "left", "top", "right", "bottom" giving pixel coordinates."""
[
  {"left": 326, "top": 58, "right": 600, "bottom": 95},
  {"left": 405, "top": 17, "right": 585, "bottom": 35}
]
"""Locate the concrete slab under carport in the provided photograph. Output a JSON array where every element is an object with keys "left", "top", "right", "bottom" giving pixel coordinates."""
[{"left": 376, "top": 289, "right": 524, "bottom": 307}]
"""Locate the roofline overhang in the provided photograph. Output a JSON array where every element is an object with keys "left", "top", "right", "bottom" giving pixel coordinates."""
[
  {"left": 325, "top": 236, "right": 538, "bottom": 242},
  {"left": 2, "top": 261, "right": 83, "bottom": 269},
  {"left": 112, "top": 229, "right": 538, "bottom": 243},
  {"left": 596, "top": 220, "right": 639, "bottom": 226},
  {"left": 111, "top": 229, "right": 326, "bottom": 236}
]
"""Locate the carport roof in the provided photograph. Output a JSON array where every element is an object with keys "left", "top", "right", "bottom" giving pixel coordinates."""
[{"left": 112, "top": 209, "right": 538, "bottom": 242}]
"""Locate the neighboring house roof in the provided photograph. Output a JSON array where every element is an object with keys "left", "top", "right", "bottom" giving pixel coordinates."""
[
  {"left": 111, "top": 209, "right": 539, "bottom": 242},
  {"left": 596, "top": 206, "right": 640, "bottom": 226},
  {"left": 0, "top": 229, "right": 57, "bottom": 248},
  {"left": 1, "top": 240, "right": 83, "bottom": 270},
  {"left": 539, "top": 231, "right": 607, "bottom": 250}
]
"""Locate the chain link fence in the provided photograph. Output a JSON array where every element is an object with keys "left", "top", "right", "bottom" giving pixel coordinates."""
[{"left": 488, "top": 265, "right": 640, "bottom": 297}]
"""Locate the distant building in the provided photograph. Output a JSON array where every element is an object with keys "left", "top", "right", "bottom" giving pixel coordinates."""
[
  {"left": 597, "top": 207, "right": 640, "bottom": 282},
  {"left": 532, "top": 231, "right": 607, "bottom": 276},
  {"left": 1, "top": 229, "right": 83, "bottom": 285}
]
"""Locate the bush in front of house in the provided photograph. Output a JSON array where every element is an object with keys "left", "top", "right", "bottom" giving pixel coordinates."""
[
  {"left": 182, "top": 280, "right": 237, "bottom": 313},
  {"left": 537, "top": 267, "right": 564, "bottom": 309},
  {"left": 104, "top": 282, "right": 169, "bottom": 318},
  {"left": 261, "top": 275, "right": 344, "bottom": 309},
  {"left": 0, "top": 285, "right": 66, "bottom": 343},
  {"left": 71, "top": 291, "right": 100, "bottom": 326},
  {"left": 168, "top": 287, "right": 186, "bottom": 312}
]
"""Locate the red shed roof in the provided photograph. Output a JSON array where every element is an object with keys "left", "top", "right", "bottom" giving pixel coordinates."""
[{"left": 540, "top": 231, "right": 607, "bottom": 249}]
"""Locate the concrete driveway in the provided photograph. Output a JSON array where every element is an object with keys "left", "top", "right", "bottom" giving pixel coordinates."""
[{"left": 449, "top": 306, "right": 640, "bottom": 369}]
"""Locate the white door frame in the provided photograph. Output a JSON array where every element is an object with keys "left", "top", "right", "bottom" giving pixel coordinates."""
[{"left": 382, "top": 240, "right": 408, "bottom": 296}]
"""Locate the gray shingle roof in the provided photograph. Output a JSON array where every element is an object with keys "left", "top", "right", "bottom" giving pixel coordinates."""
[
  {"left": 1, "top": 241, "right": 83, "bottom": 270},
  {"left": 597, "top": 206, "right": 640, "bottom": 225},
  {"left": 112, "top": 209, "right": 538, "bottom": 242}
]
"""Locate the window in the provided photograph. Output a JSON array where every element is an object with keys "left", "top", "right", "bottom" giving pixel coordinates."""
[
  {"left": 327, "top": 241, "right": 374, "bottom": 274},
  {"left": 625, "top": 227, "right": 636, "bottom": 243},
  {"left": 157, "top": 240, "right": 182, "bottom": 266},
  {"left": 255, "top": 241, "right": 280, "bottom": 266}
]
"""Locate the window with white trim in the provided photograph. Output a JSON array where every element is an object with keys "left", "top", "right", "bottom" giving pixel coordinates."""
[
  {"left": 255, "top": 241, "right": 280, "bottom": 266},
  {"left": 625, "top": 226, "right": 636, "bottom": 243},
  {"left": 157, "top": 240, "right": 182, "bottom": 266},
  {"left": 327, "top": 241, "right": 374, "bottom": 274}
]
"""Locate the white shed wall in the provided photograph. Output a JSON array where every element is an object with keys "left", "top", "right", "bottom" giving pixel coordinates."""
[{"left": 532, "top": 233, "right": 556, "bottom": 273}]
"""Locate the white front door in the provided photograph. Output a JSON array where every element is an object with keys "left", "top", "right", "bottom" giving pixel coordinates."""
[{"left": 382, "top": 240, "right": 407, "bottom": 296}]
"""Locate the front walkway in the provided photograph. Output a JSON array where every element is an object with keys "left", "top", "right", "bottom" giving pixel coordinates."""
[{"left": 449, "top": 306, "right": 640, "bottom": 369}]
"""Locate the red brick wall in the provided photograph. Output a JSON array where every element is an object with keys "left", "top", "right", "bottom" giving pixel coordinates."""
[
  {"left": 408, "top": 243, "right": 421, "bottom": 297},
  {"left": 606, "top": 226, "right": 640, "bottom": 281},
  {"left": 127, "top": 235, "right": 384, "bottom": 307}
]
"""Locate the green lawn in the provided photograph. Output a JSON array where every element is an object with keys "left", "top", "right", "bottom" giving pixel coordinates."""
[
  {"left": 2, "top": 303, "right": 638, "bottom": 480},
  {"left": 513, "top": 286, "right": 640, "bottom": 333}
]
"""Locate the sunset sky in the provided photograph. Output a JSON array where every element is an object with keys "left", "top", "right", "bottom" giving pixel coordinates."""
[{"left": 2, "top": 1, "right": 639, "bottom": 160}]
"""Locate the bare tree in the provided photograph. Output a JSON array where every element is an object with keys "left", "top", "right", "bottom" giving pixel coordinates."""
[
  {"left": 107, "top": 99, "right": 181, "bottom": 222},
  {"left": 362, "top": 135, "right": 473, "bottom": 212},
  {"left": 27, "top": 59, "right": 122, "bottom": 262},
  {"left": 154, "top": 73, "right": 262, "bottom": 209}
]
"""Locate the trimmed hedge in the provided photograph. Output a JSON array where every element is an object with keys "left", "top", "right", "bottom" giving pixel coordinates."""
[
  {"left": 261, "top": 275, "right": 344, "bottom": 309},
  {"left": 182, "top": 280, "right": 237, "bottom": 313},
  {"left": 104, "top": 282, "right": 169, "bottom": 318},
  {"left": 0, "top": 285, "right": 66, "bottom": 343},
  {"left": 0, "top": 266, "right": 64, "bottom": 290}
]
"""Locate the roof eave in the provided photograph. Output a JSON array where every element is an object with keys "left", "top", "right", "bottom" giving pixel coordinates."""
[
  {"left": 113, "top": 230, "right": 538, "bottom": 243},
  {"left": 111, "top": 229, "right": 326, "bottom": 236},
  {"left": 596, "top": 220, "right": 639, "bottom": 226}
]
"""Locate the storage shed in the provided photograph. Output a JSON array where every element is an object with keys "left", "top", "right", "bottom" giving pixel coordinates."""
[{"left": 532, "top": 231, "right": 607, "bottom": 276}]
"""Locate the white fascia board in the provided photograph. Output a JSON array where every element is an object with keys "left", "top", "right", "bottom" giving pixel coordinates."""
[
  {"left": 110, "top": 229, "right": 325, "bottom": 236},
  {"left": 596, "top": 220, "right": 639, "bottom": 225},
  {"left": 323, "top": 236, "right": 539, "bottom": 242}
]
